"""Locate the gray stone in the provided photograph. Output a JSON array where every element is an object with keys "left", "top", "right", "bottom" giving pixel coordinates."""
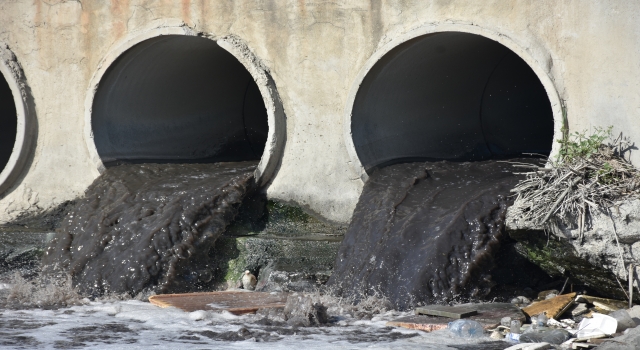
[
  {"left": 506, "top": 199, "right": 640, "bottom": 301},
  {"left": 595, "top": 325, "right": 640, "bottom": 350},
  {"left": 283, "top": 293, "right": 329, "bottom": 326},
  {"left": 564, "top": 303, "right": 589, "bottom": 318}
]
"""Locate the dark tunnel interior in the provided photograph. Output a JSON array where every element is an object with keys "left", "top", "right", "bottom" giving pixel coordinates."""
[
  {"left": 0, "top": 72, "right": 17, "bottom": 174},
  {"left": 92, "top": 35, "right": 269, "bottom": 166},
  {"left": 352, "top": 32, "right": 555, "bottom": 172}
]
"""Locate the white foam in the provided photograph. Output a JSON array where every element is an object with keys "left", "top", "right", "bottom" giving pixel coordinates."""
[{"left": 0, "top": 301, "right": 505, "bottom": 349}]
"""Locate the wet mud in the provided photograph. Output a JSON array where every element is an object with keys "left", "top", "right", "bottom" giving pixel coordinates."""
[
  {"left": 42, "top": 162, "right": 258, "bottom": 297},
  {"left": 329, "top": 160, "right": 526, "bottom": 309}
]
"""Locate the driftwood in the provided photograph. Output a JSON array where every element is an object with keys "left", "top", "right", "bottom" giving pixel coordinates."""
[{"left": 509, "top": 136, "right": 640, "bottom": 227}]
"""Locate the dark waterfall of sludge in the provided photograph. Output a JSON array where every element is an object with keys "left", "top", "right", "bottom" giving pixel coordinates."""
[
  {"left": 42, "top": 162, "right": 258, "bottom": 297},
  {"left": 328, "top": 160, "right": 525, "bottom": 309}
]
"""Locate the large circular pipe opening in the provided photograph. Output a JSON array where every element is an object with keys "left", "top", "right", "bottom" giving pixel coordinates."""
[
  {"left": 92, "top": 35, "right": 269, "bottom": 166},
  {"left": 0, "top": 72, "right": 17, "bottom": 174},
  {"left": 351, "top": 32, "right": 555, "bottom": 172}
]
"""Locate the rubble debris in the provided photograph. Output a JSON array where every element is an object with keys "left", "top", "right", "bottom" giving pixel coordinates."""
[
  {"left": 511, "top": 296, "right": 532, "bottom": 307},
  {"left": 537, "top": 290, "right": 559, "bottom": 301},
  {"left": 414, "top": 305, "right": 477, "bottom": 318},
  {"left": 519, "top": 328, "right": 571, "bottom": 344},
  {"left": 563, "top": 302, "right": 589, "bottom": 318},
  {"left": 148, "top": 291, "right": 288, "bottom": 314},
  {"left": 282, "top": 293, "right": 328, "bottom": 326},
  {"left": 575, "top": 313, "right": 618, "bottom": 338},
  {"left": 571, "top": 343, "right": 597, "bottom": 349},
  {"left": 522, "top": 292, "right": 576, "bottom": 319},
  {"left": 490, "top": 329, "right": 505, "bottom": 339},
  {"left": 504, "top": 343, "right": 551, "bottom": 350},
  {"left": 595, "top": 324, "right": 640, "bottom": 349},
  {"left": 387, "top": 303, "right": 525, "bottom": 331},
  {"left": 575, "top": 295, "right": 627, "bottom": 311}
]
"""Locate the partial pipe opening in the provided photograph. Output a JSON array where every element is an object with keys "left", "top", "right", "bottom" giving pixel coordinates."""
[
  {"left": 92, "top": 35, "right": 269, "bottom": 166},
  {"left": 351, "top": 32, "right": 555, "bottom": 172},
  {"left": 0, "top": 71, "right": 17, "bottom": 174}
]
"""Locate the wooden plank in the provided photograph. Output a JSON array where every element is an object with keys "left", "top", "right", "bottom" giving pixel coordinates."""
[
  {"left": 522, "top": 292, "right": 576, "bottom": 319},
  {"left": 415, "top": 305, "right": 477, "bottom": 318},
  {"left": 387, "top": 303, "right": 525, "bottom": 332},
  {"left": 149, "top": 291, "right": 288, "bottom": 315}
]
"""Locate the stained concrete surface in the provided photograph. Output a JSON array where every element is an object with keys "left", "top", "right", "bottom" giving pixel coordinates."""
[{"left": 0, "top": 1, "right": 638, "bottom": 224}]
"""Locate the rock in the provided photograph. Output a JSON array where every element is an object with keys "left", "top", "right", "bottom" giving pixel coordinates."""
[
  {"left": 255, "top": 306, "right": 286, "bottom": 323},
  {"left": 506, "top": 198, "right": 640, "bottom": 301},
  {"left": 511, "top": 296, "right": 532, "bottom": 306},
  {"left": 490, "top": 330, "right": 505, "bottom": 339},
  {"left": 283, "top": 293, "right": 329, "bottom": 326},
  {"left": 626, "top": 305, "right": 640, "bottom": 325},
  {"left": 522, "top": 293, "right": 576, "bottom": 319},
  {"left": 387, "top": 303, "right": 525, "bottom": 331},
  {"left": 563, "top": 302, "right": 589, "bottom": 318},
  {"left": 538, "top": 290, "right": 559, "bottom": 300},
  {"left": 594, "top": 324, "right": 640, "bottom": 349},
  {"left": 609, "top": 309, "right": 636, "bottom": 332}
]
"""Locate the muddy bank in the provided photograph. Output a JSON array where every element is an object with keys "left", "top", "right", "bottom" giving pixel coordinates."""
[
  {"left": 329, "top": 160, "right": 525, "bottom": 309},
  {"left": 42, "top": 162, "right": 258, "bottom": 297}
]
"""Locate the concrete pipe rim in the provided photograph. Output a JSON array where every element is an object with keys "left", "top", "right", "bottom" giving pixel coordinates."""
[
  {"left": 0, "top": 45, "right": 34, "bottom": 196},
  {"left": 84, "top": 26, "right": 285, "bottom": 185},
  {"left": 343, "top": 23, "right": 564, "bottom": 183}
]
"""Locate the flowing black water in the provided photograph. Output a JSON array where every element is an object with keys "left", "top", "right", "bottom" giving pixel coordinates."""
[
  {"left": 42, "top": 161, "right": 258, "bottom": 297},
  {"left": 329, "top": 160, "right": 525, "bottom": 309}
]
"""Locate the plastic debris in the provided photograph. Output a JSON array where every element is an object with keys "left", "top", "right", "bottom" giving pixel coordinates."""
[
  {"left": 447, "top": 319, "right": 484, "bottom": 338},
  {"left": 519, "top": 329, "right": 572, "bottom": 344},
  {"left": 511, "top": 319, "right": 522, "bottom": 334},
  {"left": 505, "top": 332, "right": 521, "bottom": 343},
  {"left": 575, "top": 313, "right": 617, "bottom": 338},
  {"left": 505, "top": 343, "right": 551, "bottom": 350}
]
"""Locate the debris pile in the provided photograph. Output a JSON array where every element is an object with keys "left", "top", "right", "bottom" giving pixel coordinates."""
[
  {"left": 385, "top": 286, "right": 640, "bottom": 349},
  {"left": 510, "top": 128, "right": 640, "bottom": 228}
]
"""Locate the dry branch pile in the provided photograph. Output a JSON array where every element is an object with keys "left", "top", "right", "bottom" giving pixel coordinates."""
[{"left": 509, "top": 130, "right": 640, "bottom": 231}]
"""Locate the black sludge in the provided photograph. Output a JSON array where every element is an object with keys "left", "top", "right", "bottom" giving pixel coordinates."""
[
  {"left": 329, "top": 160, "right": 523, "bottom": 309},
  {"left": 42, "top": 162, "right": 257, "bottom": 296}
]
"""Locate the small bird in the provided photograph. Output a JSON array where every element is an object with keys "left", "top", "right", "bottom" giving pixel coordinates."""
[{"left": 242, "top": 270, "right": 257, "bottom": 291}]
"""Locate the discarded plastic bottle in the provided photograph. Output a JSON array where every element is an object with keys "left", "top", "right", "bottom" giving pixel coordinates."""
[
  {"left": 510, "top": 319, "right": 522, "bottom": 334},
  {"left": 447, "top": 319, "right": 484, "bottom": 338},
  {"left": 536, "top": 313, "right": 548, "bottom": 327},
  {"left": 505, "top": 332, "right": 521, "bottom": 343},
  {"left": 519, "top": 329, "right": 571, "bottom": 344}
]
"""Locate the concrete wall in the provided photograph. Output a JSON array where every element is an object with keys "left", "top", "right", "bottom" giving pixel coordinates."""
[{"left": 0, "top": 1, "right": 638, "bottom": 224}]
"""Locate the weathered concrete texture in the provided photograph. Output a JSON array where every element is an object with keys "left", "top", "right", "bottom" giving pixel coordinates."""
[
  {"left": 0, "top": 1, "right": 639, "bottom": 223},
  {"left": 506, "top": 199, "right": 640, "bottom": 301}
]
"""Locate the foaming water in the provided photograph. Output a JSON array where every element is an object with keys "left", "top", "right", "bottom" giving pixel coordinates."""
[
  {"left": 329, "top": 160, "right": 524, "bottom": 309},
  {"left": 0, "top": 294, "right": 511, "bottom": 349},
  {"left": 42, "top": 162, "right": 258, "bottom": 297}
]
